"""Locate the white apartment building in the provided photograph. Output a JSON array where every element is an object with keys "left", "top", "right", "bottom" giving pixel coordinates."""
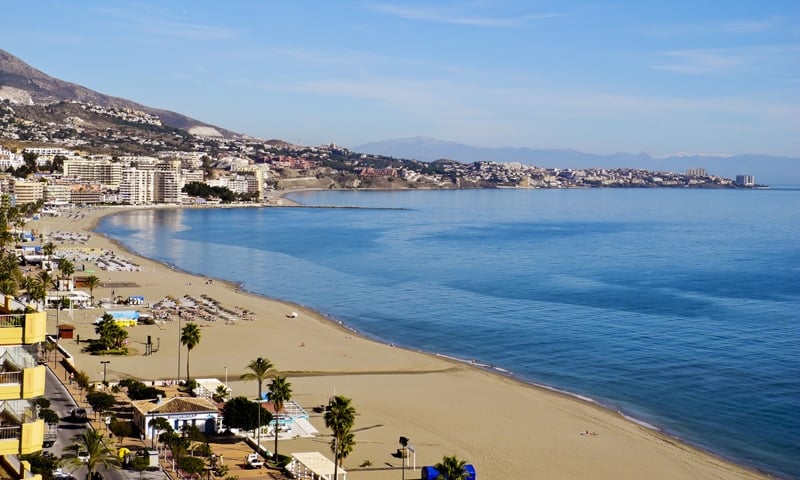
[
  {"left": 120, "top": 168, "right": 155, "bottom": 204},
  {"left": 0, "top": 148, "right": 21, "bottom": 170},
  {"left": 63, "top": 158, "right": 123, "bottom": 188},
  {"left": 153, "top": 169, "right": 181, "bottom": 203},
  {"left": 44, "top": 183, "right": 71, "bottom": 203}
]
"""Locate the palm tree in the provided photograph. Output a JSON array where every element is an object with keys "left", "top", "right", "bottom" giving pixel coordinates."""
[
  {"left": 324, "top": 395, "right": 356, "bottom": 478},
  {"left": 213, "top": 384, "right": 230, "bottom": 403},
  {"left": 268, "top": 375, "right": 292, "bottom": 459},
  {"left": 241, "top": 357, "right": 273, "bottom": 455},
  {"left": 41, "top": 242, "right": 55, "bottom": 261},
  {"left": 29, "top": 279, "right": 47, "bottom": 311},
  {"left": 85, "top": 274, "right": 101, "bottom": 304},
  {"left": 68, "top": 430, "right": 119, "bottom": 479},
  {"left": 435, "top": 455, "right": 469, "bottom": 480},
  {"left": 241, "top": 357, "right": 274, "bottom": 401},
  {"left": 180, "top": 322, "right": 201, "bottom": 383},
  {"left": 59, "top": 258, "right": 75, "bottom": 290}
]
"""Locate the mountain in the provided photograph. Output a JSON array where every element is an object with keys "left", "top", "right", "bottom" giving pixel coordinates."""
[
  {"left": 0, "top": 49, "right": 237, "bottom": 138},
  {"left": 353, "top": 137, "right": 800, "bottom": 186}
]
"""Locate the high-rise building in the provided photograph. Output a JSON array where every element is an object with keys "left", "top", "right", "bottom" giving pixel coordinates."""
[
  {"left": 735, "top": 175, "right": 755, "bottom": 187},
  {"left": 63, "top": 158, "right": 123, "bottom": 189},
  {"left": 686, "top": 168, "right": 707, "bottom": 177},
  {"left": 0, "top": 295, "right": 47, "bottom": 480}
]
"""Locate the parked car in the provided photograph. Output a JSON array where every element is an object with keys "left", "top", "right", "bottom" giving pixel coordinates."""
[{"left": 245, "top": 453, "right": 264, "bottom": 469}]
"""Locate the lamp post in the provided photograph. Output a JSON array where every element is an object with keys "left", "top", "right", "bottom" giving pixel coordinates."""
[
  {"left": 225, "top": 366, "right": 228, "bottom": 388},
  {"left": 101, "top": 360, "right": 110, "bottom": 386},
  {"left": 177, "top": 316, "right": 181, "bottom": 383},
  {"left": 399, "top": 436, "right": 409, "bottom": 480}
]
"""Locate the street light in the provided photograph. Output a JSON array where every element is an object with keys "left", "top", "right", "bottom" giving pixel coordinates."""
[
  {"left": 101, "top": 360, "right": 110, "bottom": 386},
  {"left": 399, "top": 436, "right": 409, "bottom": 480}
]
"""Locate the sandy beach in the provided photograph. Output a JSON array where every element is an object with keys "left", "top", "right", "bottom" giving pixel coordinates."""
[{"left": 33, "top": 205, "right": 773, "bottom": 480}]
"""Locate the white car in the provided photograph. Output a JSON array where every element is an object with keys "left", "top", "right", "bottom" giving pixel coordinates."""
[{"left": 77, "top": 450, "right": 89, "bottom": 463}]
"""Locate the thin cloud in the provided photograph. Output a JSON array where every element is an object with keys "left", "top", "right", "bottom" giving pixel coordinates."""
[
  {"left": 370, "top": 3, "right": 561, "bottom": 27},
  {"left": 94, "top": 5, "right": 238, "bottom": 40},
  {"left": 649, "top": 44, "right": 800, "bottom": 75},
  {"left": 723, "top": 19, "right": 776, "bottom": 33},
  {"left": 635, "top": 16, "right": 780, "bottom": 36},
  {"left": 650, "top": 49, "right": 749, "bottom": 74}
]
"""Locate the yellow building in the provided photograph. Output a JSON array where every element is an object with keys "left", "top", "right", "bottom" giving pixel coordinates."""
[{"left": 0, "top": 294, "right": 46, "bottom": 480}]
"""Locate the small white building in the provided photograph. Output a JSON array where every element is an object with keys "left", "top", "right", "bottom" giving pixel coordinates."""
[{"left": 132, "top": 396, "right": 221, "bottom": 440}]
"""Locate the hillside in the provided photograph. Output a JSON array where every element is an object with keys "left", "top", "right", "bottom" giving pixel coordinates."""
[{"left": 0, "top": 49, "right": 237, "bottom": 138}]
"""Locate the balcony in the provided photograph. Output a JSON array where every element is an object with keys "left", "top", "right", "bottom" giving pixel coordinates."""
[
  {"left": 0, "top": 401, "right": 44, "bottom": 455},
  {"left": 0, "top": 366, "right": 45, "bottom": 401},
  {"left": 0, "top": 312, "right": 46, "bottom": 346}
]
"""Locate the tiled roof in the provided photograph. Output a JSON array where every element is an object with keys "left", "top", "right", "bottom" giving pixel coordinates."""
[{"left": 132, "top": 396, "right": 219, "bottom": 416}]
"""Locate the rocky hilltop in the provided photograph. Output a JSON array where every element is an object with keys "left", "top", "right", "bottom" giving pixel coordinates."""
[{"left": 0, "top": 49, "right": 236, "bottom": 138}]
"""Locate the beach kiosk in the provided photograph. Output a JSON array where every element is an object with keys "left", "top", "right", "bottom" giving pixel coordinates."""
[
  {"left": 288, "top": 452, "right": 345, "bottom": 480},
  {"left": 57, "top": 323, "right": 75, "bottom": 340}
]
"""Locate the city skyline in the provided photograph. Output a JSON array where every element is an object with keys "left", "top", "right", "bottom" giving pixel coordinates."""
[{"left": 2, "top": 0, "right": 798, "bottom": 157}]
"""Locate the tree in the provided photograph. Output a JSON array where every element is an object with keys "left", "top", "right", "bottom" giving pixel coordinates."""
[
  {"left": 39, "top": 408, "right": 60, "bottom": 426},
  {"left": 41, "top": 242, "right": 55, "bottom": 260},
  {"left": 148, "top": 416, "right": 173, "bottom": 449},
  {"left": 33, "top": 397, "right": 52, "bottom": 411},
  {"left": 160, "top": 431, "right": 190, "bottom": 462},
  {"left": 324, "top": 395, "right": 356, "bottom": 475},
  {"left": 434, "top": 455, "right": 470, "bottom": 480},
  {"left": 29, "top": 279, "right": 47, "bottom": 311},
  {"left": 221, "top": 396, "right": 271, "bottom": 433},
  {"left": 177, "top": 456, "right": 205, "bottom": 479},
  {"left": 68, "top": 430, "right": 119, "bottom": 479},
  {"left": 86, "top": 391, "right": 116, "bottom": 419},
  {"left": 212, "top": 384, "right": 230, "bottom": 403},
  {"left": 180, "top": 322, "right": 201, "bottom": 383},
  {"left": 241, "top": 356, "right": 273, "bottom": 454},
  {"left": 240, "top": 357, "right": 273, "bottom": 402},
  {"left": 85, "top": 275, "right": 101, "bottom": 304},
  {"left": 37, "top": 270, "right": 54, "bottom": 290},
  {"left": 268, "top": 375, "right": 292, "bottom": 459},
  {"left": 59, "top": 258, "right": 75, "bottom": 286},
  {"left": 95, "top": 313, "right": 129, "bottom": 350},
  {"left": 73, "top": 370, "right": 92, "bottom": 400},
  {"left": 130, "top": 455, "right": 150, "bottom": 480},
  {"left": 20, "top": 452, "right": 59, "bottom": 480},
  {"left": 120, "top": 378, "right": 165, "bottom": 400},
  {"left": 333, "top": 431, "right": 356, "bottom": 466}
]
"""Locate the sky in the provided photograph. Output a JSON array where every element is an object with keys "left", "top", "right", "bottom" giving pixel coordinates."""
[{"left": 2, "top": 1, "right": 799, "bottom": 157}]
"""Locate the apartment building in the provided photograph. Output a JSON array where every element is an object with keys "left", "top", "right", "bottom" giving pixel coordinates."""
[
  {"left": 43, "top": 183, "right": 71, "bottom": 203},
  {"left": 63, "top": 158, "right": 123, "bottom": 189},
  {"left": 0, "top": 294, "right": 47, "bottom": 480},
  {"left": 120, "top": 167, "right": 155, "bottom": 205},
  {"left": 11, "top": 181, "right": 44, "bottom": 205}
]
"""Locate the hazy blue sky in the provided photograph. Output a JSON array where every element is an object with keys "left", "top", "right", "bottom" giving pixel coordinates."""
[{"left": 3, "top": 1, "right": 798, "bottom": 156}]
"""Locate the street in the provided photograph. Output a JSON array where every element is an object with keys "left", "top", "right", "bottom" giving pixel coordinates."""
[{"left": 45, "top": 367, "right": 166, "bottom": 480}]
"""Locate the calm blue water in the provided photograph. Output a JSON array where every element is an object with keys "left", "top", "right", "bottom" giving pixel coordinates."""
[{"left": 97, "top": 189, "right": 800, "bottom": 479}]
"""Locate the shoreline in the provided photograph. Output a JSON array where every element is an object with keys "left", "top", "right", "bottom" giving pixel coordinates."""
[{"left": 39, "top": 202, "right": 775, "bottom": 480}]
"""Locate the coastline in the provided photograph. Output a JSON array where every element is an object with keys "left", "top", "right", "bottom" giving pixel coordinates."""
[{"left": 38, "top": 203, "right": 775, "bottom": 480}]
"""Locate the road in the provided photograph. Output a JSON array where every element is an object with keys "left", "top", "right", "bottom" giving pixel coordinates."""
[{"left": 45, "top": 367, "right": 166, "bottom": 480}]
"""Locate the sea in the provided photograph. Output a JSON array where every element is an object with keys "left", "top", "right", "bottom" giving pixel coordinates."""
[{"left": 95, "top": 188, "right": 800, "bottom": 479}]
